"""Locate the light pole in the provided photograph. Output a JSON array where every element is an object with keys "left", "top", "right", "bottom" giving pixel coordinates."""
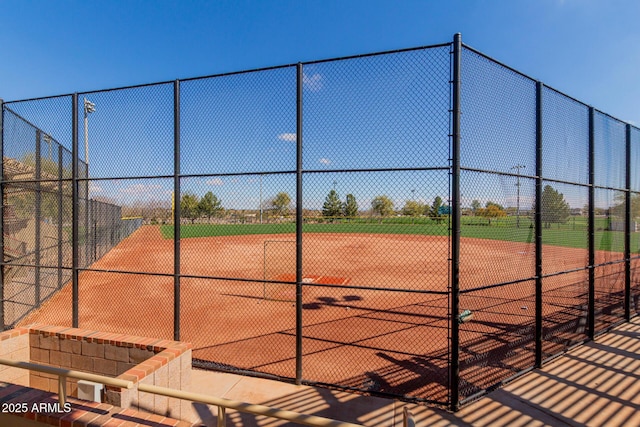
[
  {"left": 83, "top": 98, "right": 95, "bottom": 167},
  {"left": 259, "top": 174, "right": 263, "bottom": 224},
  {"left": 512, "top": 164, "right": 526, "bottom": 228},
  {"left": 83, "top": 98, "right": 95, "bottom": 266}
]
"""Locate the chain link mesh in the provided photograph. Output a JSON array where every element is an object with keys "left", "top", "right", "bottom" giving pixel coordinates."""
[
  {"left": 632, "top": 127, "right": 640, "bottom": 317},
  {"left": 180, "top": 67, "right": 296, "bottom": 175},
  {"left": 460, "top": 49, "right": 536, "bottom": 175},
  {"left": 542, "top": 87, "right": 590, "bottom": 184},
  {"left": 590, "top": 113, "right": 629, "bottom": 334},
  {"left": 2, "top": 39, "right": 639, "bottom": 408},
  {"left": 459, "top": 280, "right": 536, "bottom": 398},
  {"left": 303, "top": 48, "right": 451, "bottom": 170},
  {"left": 2, "top": 101, "right": 74, "bottom": 328},
  {"left": 458, "top": 48, "right": 538, "bottom": 399},
  {"left": 594, "top": 112, "right": 627, "bottom": 190},
  {"left": 631, "top": 258, "right": 640, "bottom": 316}
]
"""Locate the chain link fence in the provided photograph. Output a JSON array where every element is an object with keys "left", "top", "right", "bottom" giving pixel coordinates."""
[
  {"left": 2, "top": 34, "right": 639, "bottom": 409},
  {"left": 1, "top": 105, "right": 142, "bottom": 328}
]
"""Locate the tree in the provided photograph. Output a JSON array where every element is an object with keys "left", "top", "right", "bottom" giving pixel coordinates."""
[
  {"left": 402, "top": 200, "right": 424, "bottom": 217},
  {"left": 343, "top": 194, "right": 358, "bottom": 218},
  {"left": 429, "top": 196, "right": 443, "bottom": 218},
  {"left": 21, "top": 152, "right": 69, "bottom": 178},
  {"left": 271, "top": 192, "right": 292, "bottom": 217},
  {"left": 198, "top": 192, "right": 223, "bottom": 221},
  {"left": 476, "top": 201, "right": 507, "bottom": 224},
  {"left": 471, "top": 199, "right": 481, "bottom": 214},
  {"left": 7, "top": 153, "right": 73, "bottom": 221},
  {"left": 483, "top": 204, "right": 507, "bottom": 218},
  {"left": 427, "top": 196, "right": 447, "bottom": 224},
  {"left": 540, "top": 185, "right": 570, "bottom": 228},
  {"left": 485, "top": 201, "right": 505, "bottom": 211},
  {"left": 371, "top": 195, "right": 394, "bottom": 217},
  {"left": 610, "top": 193, "right": 640, "bottom": 219},
  {"left": 180, "top": 193, "right": 200, "bottom": 223},
  {"left": 322, "top": 190, "right": 343, "bottom": 218}
]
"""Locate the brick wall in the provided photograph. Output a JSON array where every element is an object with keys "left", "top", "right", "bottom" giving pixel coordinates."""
[{"left": 0, "top": 324, "right": 192, "bottom": 420}]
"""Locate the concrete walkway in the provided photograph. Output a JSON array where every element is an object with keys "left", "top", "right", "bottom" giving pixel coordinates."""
[{"left": 184, "top": 317, "right": 640, "bottom": 426}]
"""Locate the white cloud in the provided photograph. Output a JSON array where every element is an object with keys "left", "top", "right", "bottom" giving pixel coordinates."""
[
  {"left": 89, "top": 183, "right": 103, "bottom": 193},
  {"left": 206, "top": 178, "right": 224, "bottom": 186},
  {"left": 119, "top": 183, "right": 163, "bottom": 195},
  {"left": 278, "top": 133, "right": 297, "bottom": 142},
  {"left": 319, "top": 158, "right": 331, "bottom": 165},
  {"left": 303, "top": 72, "right": 323, "bottom": 92}
]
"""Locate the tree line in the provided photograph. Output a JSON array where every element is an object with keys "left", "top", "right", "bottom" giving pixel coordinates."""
[
  {"left": 173, "top": 184, "right": 629, "bottom": 229},
  {"left": 180, "top": 191, "right": 223, "bottom": 223}
]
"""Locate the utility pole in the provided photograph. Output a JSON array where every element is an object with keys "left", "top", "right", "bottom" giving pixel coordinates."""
[
  {"left": 259, "top": 174, "right": 263, "bottom": 224},
  {"left": 512, "top": 164, "right": 526, "bottom": 228}
]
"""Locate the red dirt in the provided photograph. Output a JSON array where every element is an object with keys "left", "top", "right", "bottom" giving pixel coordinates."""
[{"left": 20, "top": 225, "right": 614, "bottom": 402}]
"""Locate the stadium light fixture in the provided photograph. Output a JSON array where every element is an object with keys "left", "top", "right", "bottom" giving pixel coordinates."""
[{"left": 43, "top": 134, "right": 53, "bottom": 160}]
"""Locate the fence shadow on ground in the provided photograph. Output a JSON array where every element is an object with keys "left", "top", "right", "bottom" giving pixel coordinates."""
[
  {"left": 177, "top": 317, "right": 639, "bottom": 426},
  {"left": 423, "top": 316, "right": 640, "bottom": 427},
  {"left": 192, "top": 286, "right": 626, "bottom": 409}
]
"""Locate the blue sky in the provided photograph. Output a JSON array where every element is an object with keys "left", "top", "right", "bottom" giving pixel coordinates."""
[{"left": 1, "top": 0, "right": 639, "bottom": 211}]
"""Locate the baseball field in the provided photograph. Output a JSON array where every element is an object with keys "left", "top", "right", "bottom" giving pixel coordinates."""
[{"left": 17, "top": 219, "right": 625, "bottom": 402}]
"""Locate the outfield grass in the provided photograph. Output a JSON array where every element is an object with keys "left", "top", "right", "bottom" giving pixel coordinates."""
[{"left": 160, "top": 216, "right": 638, "bottom": 253}]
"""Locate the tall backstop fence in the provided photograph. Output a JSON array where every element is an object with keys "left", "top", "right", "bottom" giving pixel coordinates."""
[
  {"left": 1, "top": 34, "right": 639, "bottom": 410},
  {"left": 0, "top": 106, "right": 141, "bottom": 328}
]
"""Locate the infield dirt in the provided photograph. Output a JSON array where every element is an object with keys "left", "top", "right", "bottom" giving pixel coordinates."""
[{"left": 21, "top": 225, "right": 614, "bottom": 402}]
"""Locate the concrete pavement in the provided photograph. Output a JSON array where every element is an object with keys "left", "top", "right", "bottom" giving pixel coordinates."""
[{"left": 183, "top": 316, "right": 640, "bottom": 426}]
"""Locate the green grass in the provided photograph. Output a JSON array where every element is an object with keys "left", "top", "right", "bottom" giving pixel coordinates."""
[
  {"left": 160, "top": 221, "right": 450, "bottom": 239},
  {"left": 160, "top": 217, "right": 637, "bottom": 253}
]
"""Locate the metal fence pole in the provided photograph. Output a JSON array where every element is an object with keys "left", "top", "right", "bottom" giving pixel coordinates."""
[
  {"left": 295, "top": 63, "right": 304, "bottom": 384},
  {"left": 588, "top": 107, "right": 595, "bottom": 338},
  {"left": 35, "top": 130, "right": 42, "bottom": 307},
  {"left": 450, "top": 32, "right": 462, "bottom": 411},
  {"left": 535, "top": 81, "right": 543, "bottom": 367},
  {"left": 173, "top": 80, "right": 181, "bottom": 341},
  {"left": 625, "top": 124, "right": 631, "bottom": 321},
  {"left": 72, "top": 94, "right": 79, "bottom": 328},
  {"left": 58, "top": 145, "right": 63, "bottom": 290},
  {"left": 0, "top": 98, "right": 4, "bottom": 330}
]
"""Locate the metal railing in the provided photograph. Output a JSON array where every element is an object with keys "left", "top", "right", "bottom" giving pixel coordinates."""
[
  {"left": 0, "top": 357, "right": 133, "bottom": 407},
  {"left": 0, "top": 357, "right": 364, "bottom": 427}
]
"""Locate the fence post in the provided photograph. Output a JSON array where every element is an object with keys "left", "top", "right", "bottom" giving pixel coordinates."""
[
  {"left": 625, "top": 124, "right": 631, "bottom": 321},
  {"left": 450, "top": 32, "right": 462, "bottom": 411},
  {"left": 588, "top": 107, "right": 595, "bottom": 338},
  {"left": 173, "top": 80, "right": 181, "bottom": 341},
  {"left": 35, "top": 130, "right": 42, "bottom": 307},
  {"left": 295, "top": 63, "right": 304, "bottom": 384},
  {"left": 58, "top": 145, "right": 63, "bottom": 290},
  {"left": 535, "top": 81, "right": 543, "bottom": 367},
  {"left": 72, "top": 94, "right": 80, "bottom": 328},
  {"left": 0, "top": 98, "right": 4, "bottom": 330}
]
